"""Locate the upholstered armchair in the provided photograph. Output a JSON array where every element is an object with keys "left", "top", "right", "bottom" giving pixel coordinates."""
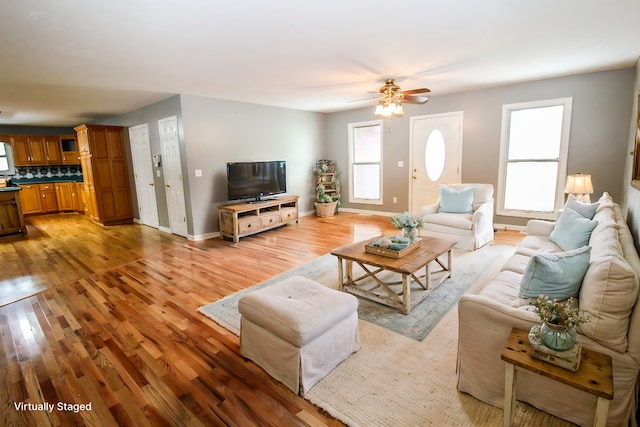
[{"left": 419, "top": 183, "right": 495, "bottom": 251}]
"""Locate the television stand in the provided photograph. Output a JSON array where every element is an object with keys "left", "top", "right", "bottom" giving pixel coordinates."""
[{"left": 218, "top": 196, "right": 299, "bottom": 243}]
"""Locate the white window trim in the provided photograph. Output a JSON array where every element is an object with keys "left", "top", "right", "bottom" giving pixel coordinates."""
[
  {"left": 496, "top": 97, "right": 573, "bottom": 220},
  {"left": 0, "top": 142, "right": 15, "bottom": 175},
  {"left": 348, "top": 120, "right": 383, "bottom": 205}
]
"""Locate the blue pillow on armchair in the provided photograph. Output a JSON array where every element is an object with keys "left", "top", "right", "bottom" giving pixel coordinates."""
[{"left": 439, "top": 186, "right": 474, "bottom": 213}]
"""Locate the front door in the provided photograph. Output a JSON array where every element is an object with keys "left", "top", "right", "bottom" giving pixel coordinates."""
[
  {"left": 158, "top": 116, "right": 188, "bottom": 238},
  {"left": 410, "top": 112, "right": 463, "bottom": 213},
  {"left": 129, "top": 123, "right": 159, "bottom": 228}
]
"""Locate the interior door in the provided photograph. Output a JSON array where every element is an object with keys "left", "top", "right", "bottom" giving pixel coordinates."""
[
  {"left": 158, "top": 116, "right": 188, "bottom": 238},
  {"left": 129, "top": 123, "right": 159, "bottom": 228},
  {"left": 410, "top": 112, "right": 463, "bottom": 213}
]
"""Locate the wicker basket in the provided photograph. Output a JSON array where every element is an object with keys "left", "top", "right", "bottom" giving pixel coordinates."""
[{"left": 315, "top": 201, "right": 338, "bottom": 217}]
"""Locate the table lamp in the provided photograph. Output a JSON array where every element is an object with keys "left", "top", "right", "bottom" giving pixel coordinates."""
[{"left": 564, "top": 173, "right": 593, "bottom": 203}]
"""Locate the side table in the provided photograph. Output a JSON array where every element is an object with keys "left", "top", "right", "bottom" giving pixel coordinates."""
[{"left": 500, "top": 327, "right": 613, "bottom": 427}]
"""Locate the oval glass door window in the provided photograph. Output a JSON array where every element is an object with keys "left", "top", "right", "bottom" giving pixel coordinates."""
[{"left": 425, "top": 129, "right": 446, "bottom": 181}]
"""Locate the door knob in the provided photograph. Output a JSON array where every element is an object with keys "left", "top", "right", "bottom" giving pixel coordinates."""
[{"left": 165, "top": 184, "right": 171, "bottom": 188}]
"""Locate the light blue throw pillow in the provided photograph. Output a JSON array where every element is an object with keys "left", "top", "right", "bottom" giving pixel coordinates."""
[
  {"left": 565, "top": 198, "right": 599, "bottom": 220},
  {"left": 439, "top": 186, "right": 474, "bottom": 213},
  {"left": 519, "top": 246, "right": 591, "bottom": 299},
  {"left": 549, "top": 208, "right": 598, "bottom": 251}
]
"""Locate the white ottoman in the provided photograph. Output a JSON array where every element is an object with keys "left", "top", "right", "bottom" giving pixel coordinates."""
[{"left": 238, "top": 276, "right": 360, "bottom": 395}]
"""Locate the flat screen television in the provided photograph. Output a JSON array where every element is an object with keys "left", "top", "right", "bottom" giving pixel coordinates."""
[{"left": 226, "top": 160, "right": 287, "bottom": 202}]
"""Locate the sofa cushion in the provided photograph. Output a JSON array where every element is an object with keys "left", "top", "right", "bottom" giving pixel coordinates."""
[
  {"left": 422, "top": 212, "right": 473, "bottom": 230},
  {"left": 549, "top": 208, "right": 597, "bottom": 251},
  {"left": 518, "top": 246, "right": 591, "bottom": 299},
  {"left": 565, "top": 198, "right": 600, "bottom": 219},
  {"left": 579, "top": 253, "right": 639, "bottom": 352},
  {"left": 439, "top": 186, "right": 474, "bottom": 213}
]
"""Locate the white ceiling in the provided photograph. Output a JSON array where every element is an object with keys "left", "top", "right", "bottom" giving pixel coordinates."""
[{"left": 1, "top": 0, "right": 639, "bottom": 127}]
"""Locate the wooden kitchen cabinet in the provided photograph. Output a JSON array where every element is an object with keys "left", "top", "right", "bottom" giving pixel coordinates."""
[
  {"left": 39, "top": 184, "right": 58, "bottom": 213},
  {"left": 55, "top": 182, "right": 74, "bottom": 212},
  {"left": 72, "top": 182, "right": 83, "bottom": 212},
  {"left": 60, "top": 135, "right": 80, "bottom": 165},
  {"left": 0, "top": 190, "right": 26, "bottom": 235},
  {"left": 12, "top": 135, "right": 47, "bottom": 166},
  {"left": 44, "top": 136, "right": 63, "bottom": 164},
  {"left": 11, "top": 135, "right": 63, "bottom": 166},
  {"left": 19, "top": 184, "right": 43, "bottom": 214},
  {"left": 74, "top": 124, "right": 133, "bottom": 225}
]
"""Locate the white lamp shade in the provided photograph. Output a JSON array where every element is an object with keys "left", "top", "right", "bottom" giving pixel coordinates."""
[{"left": 564, "top": 173, "right": 593, "bottom": 194}]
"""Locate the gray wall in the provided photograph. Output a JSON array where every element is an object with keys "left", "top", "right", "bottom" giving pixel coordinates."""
[
  {"left": 621, "top": 58, "right": 640, "bottom": 250},
  {"left": 96, "top": 95, "right": 183, "bottom": 231},
  {"left": 179, "top": 95, "right": 326, "bottom": 237},
  {"left": 94, "top": 94, "right": 326, "bottom": 238},
  {"left": 327, "top": 68, "right": 635, "bottom": 226}
]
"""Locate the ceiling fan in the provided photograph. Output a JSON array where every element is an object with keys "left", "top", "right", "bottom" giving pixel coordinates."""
[{"left": 352, "top": 78, "right": 431, "bottom": 117}]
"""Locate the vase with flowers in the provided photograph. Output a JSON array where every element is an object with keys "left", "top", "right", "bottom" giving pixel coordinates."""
[
  {"left": 391, "top": 211, "right": 424, "bottom": 243},
  {"left": 529, "top": 295, "right": 590, "bottom": 351}
]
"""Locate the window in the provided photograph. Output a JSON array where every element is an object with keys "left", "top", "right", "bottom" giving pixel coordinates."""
[
  {"left": 0, "top": 141, "right": 14, "bottom": 175},
  {"left": 497, "top": 98, "right": 572, "bottom": 219},
  {"left": 348, "top": 120, "right": 383, "bottom": 205}
]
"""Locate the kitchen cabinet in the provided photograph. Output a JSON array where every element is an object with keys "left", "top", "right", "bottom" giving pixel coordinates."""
[
  {"left": 0, "top": 189, "right": 26, "bottom": 235},
  {"left": 19, "top": 184, "right": 43, "bottom": 214},
  {"left": 44, "top": 136, "right": 63, "bottom": 164},
  {"left": 12, "top": 135, "right": 63, "bottom": 166},
  {"left": 55, "top": 182, "right": 74, "bottom": 211},
  {"left": 75, "top": 124, "right": 133, "bottom": 225},
  {"left": 39, "top": 184, "right": 58, "bottom": 213},
  {"left": 72, "top": 182, "right": 83, "bottom": 212},
  {"left": 60, "top": 135, "right": 80, "bottom": 165},
  {"left": 12, "top": 135, "right": 47, "bottom": 166}
]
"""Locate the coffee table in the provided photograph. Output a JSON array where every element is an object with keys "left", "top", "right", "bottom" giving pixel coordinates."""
[{"left": 330, "top": 236, "right": 456, "bottom": 314}]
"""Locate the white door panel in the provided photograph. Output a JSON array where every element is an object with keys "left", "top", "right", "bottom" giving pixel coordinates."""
[
  {"left": 129, "top": 124, "right": 159, "bottom": 228},
  {"left": 158, "top": 116, "right": 188, "bottom": 238},
  {"left": 410, "top": 112, "right": 463, "bottom": 213}
]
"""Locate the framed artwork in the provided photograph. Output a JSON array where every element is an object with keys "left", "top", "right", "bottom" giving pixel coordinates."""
[{"left": 632, "top": 92, "right": 640, "bottom": 189}]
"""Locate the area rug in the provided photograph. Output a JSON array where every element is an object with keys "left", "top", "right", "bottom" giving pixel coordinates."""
[{"left": 198, "top": 244, "right": 515, "bottom": 341}]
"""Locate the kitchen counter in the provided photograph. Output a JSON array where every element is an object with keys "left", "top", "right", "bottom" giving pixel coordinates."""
[
  {"left": 12, "top": 177, "right": 83, "bottom": 184},
  {"left": 0, "top": 184, "right": 21, "bottom": 192}
]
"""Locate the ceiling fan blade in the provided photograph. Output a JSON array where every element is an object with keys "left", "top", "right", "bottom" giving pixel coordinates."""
[
  {"left": 403, "top": 95, "right": 430, "bottom": 104},
  {"left": 401, "top": 88, "right": 431, "bottom": 96},
  {"left": 347, "top": 96, "right": 379, "bottom": 103}
]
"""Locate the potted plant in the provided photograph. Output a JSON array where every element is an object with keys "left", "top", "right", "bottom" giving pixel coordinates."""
[
  {"left": 391, "top": 211, "right": 424, "bottom": 242},
  {"left": 314, "top": 160, "right": 340, "bottom": 217},
  {"left": 529, "top": 295, "right": 590, "bottom": 351}
]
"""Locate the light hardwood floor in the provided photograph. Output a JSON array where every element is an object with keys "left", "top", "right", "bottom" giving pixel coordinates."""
[{"left": 0, "top": 212, "right": 524, "bottom": 426}]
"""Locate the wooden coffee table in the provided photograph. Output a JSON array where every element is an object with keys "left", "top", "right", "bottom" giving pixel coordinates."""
[{"left": 330, "top": 236, "right": 456, "bottom": 314}]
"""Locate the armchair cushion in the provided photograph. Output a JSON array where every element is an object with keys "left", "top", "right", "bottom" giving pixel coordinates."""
[{"left": 439, "top": 186, "right": 474, "bottom": 213}]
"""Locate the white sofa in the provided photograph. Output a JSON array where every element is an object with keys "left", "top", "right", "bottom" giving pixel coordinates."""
[
  {"left": 419, "top": 183, "right": 494, "bottom": 251},
  {"left": 457, "top": 193, "right": 640, "bottom": 426}
]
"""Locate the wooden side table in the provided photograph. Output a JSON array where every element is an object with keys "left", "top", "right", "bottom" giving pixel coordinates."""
[{"left": 501, "top": 327, "right": 613, "bottom": 427}]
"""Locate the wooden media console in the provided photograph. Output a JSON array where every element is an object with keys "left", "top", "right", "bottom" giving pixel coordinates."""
[{"left": 218, "top": 196, "right": 299, "bottom": 242}]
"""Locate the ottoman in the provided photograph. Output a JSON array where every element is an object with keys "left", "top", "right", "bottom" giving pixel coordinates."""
[{"left": 238, "top": 276, "right": 360, "bottom": 395}]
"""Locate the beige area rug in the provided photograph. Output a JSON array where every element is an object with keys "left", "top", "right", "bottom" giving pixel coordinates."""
[{"left": 303, "top": 250, "right": 575, "bottom": 427}]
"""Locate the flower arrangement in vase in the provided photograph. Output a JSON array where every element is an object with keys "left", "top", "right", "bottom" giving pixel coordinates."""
[
  {"left": 391, "top": 211, "right": 424, "bottom": 243},
  {"left": 529, "top": 295, "right": 590, "bottom": 351}
]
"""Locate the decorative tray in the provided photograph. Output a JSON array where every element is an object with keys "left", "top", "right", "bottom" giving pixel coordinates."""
[{"left": 364, "top": 236, "right": 422, "bottom": 258}]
